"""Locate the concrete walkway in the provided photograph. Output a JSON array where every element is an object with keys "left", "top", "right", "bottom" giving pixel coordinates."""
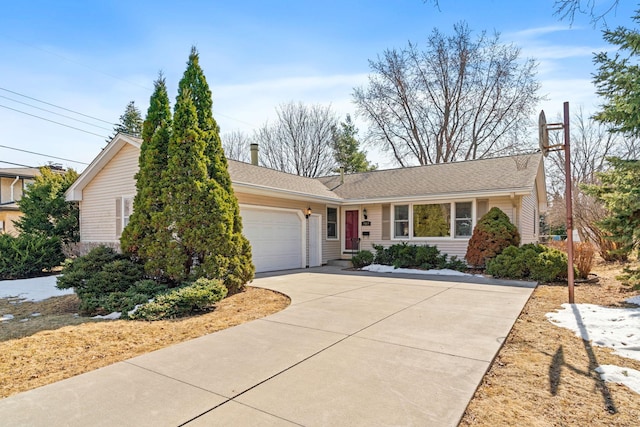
[{"left": 0, "top": 267, "right": 535, "bottom": 426}]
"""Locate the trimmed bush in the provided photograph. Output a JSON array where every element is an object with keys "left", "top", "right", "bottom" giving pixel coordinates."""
[
  {"left": 465, "top": 207, "right": 520, "bottom": 268},
  {"left": 351, "top": 250, "right": 374, "bottom": 268},
  {"left": 0, "top": 234, "right": 65, "bottom": 279},
  {"left": 372, "top": 243, "right": 467, "bottom": 271},
  {"left": 486, "top": 244, "right": 569, "bottom": 283},
  {"left": 130, "top": 278, "right": 228, "bottom": 321},
  {"left": 57, "top": 246, "right": 146, "bottom": 315}
]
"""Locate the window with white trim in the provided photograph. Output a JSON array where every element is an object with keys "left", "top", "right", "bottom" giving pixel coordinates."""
[
  {"left": 116, "top": 196, "right": 134, "bottom": 238},
  {"left": 394, "top": 205, "right": 409, "bottom": 238},
  {"left": 413, "top": 203, "right": 451, "bottom": 237},
  {"left": 392, "top": 201, "right": 474, "bottom": 239},
  {"left": 327, "top": 207, "right": 338, "bottom": 239},
  {"left": 454, "top": 202, "right": 473, "bottom": 237}
]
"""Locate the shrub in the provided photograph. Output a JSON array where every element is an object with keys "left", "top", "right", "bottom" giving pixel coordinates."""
[
  {"left": 352, "top": 250, "right": 374, "bottom": 268},
  {"left": 372, "top": 243, "right": 466, "bottom": 271},
  {"left": 486, "top": 244, "right": 569, "bottom": 283},
  {"left": 547, "top": 240, "right": 595, "bottom": 280},
  {"left": 57, "top": 246, "right": 146, "bottom": 315},
  {"left": 465, "top": 207, "right": 520, "bottom": 268},
  {"left": 130, "top": 278, "right": 228, "bottom": 321},
  {"left": 0, "top": 234, "right": 65, "bottom": 280}
]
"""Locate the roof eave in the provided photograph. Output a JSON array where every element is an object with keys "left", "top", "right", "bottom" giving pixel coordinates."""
[{"left": 65, "top": 134, "right": 141, "bottom": 201}]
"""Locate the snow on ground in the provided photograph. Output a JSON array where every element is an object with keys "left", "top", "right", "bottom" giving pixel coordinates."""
[
  {"left": 595, "top": 365, "right": 640, "bottom": 395},
  {"left": 0, "top": 275, "right": 73, "bottom": 302},
  {"left": 547, "top": 295, "right": 640, "bottom": 394},
  {"left": 362, "top": 264, "right": 483, "bottom": 277}
]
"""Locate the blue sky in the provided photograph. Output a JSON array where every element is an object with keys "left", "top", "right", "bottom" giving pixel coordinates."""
[{"left": 0, "top": 0, "right": 636, "bottom": 170}]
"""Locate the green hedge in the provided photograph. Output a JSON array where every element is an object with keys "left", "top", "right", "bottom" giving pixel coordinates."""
[
  {"left": 486, "top": 244, "right": 569, "bottom": 283},
  {"left": 0, "top": 234, "right": 65, "bottom": 280},
  {"left": 372, "top": 243, "right": 467, "bottom": 271},
  {"left": 130, "top": 278, "right": 228, "bottom": 321}
]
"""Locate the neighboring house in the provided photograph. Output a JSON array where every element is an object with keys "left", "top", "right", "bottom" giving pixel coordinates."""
[
  {"left": 66, "top": 134, "right": 547, "bottom": 273},
  {"left": 0, "top": 168, "right": 39, "bottom": 236}
]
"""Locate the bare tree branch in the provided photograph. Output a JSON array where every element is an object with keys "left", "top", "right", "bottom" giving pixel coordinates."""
[
  {"left": 354, "top": 22, "right": 541, "bottom": 166},
  {"left": 254, "top": 102, "right": 338, "bottom": 177}
]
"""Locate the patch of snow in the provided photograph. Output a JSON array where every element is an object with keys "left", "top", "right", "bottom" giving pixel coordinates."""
[
  {"left": 0, "top": 276, "right": 73, "bottom": 302},
  {"left": 92, "top": 312, "right": 121, "bottom": 320},
  {"left": 31, "top": 312, "right": 41, "bottom": 317},
  {"left": 362, "top": 264, "right": 480, "bottom": 277},
  {"left": 595, "top": 365, "right": 640, "bottom": 395},
  {"left": 546, "top": 303, "right": 640, "bottom": 362},
  {"left": 1, "top": 314, "right": 14, "bottom": 321},
  {"left": 19, "top": 318, "right": 29, "bottom": 323},
  {"left": 627, "top": 295, "right": 640, "bottom": 306}
]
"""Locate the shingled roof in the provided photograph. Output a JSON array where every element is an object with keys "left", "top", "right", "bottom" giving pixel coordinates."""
[
  {"left": 227, "top": 160, "right": 340, "bottom": 201},
  {"left": 316, "top": 153, "right": 543, "bottom": 201}
]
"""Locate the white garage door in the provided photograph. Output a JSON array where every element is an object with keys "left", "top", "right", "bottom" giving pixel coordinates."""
[{"left": 241, "top": 206, "right": 303, "bottom": 272}]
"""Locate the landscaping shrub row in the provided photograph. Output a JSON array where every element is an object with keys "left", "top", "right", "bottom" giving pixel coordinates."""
[
  {"left": 351, "top": 243, "right": 466, "bottom": 271},
  {"left": 56, "top": 246, "right": 227, "bottom": 320}
]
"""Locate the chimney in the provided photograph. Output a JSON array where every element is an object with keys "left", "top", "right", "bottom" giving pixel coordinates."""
[{"left": 250, "top": 143, "right": 259, "bottom": 166}]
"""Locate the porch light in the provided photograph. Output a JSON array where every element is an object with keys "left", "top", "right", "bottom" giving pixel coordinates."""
[
  {"left": 305, "top": 207, "right": 312, "bottom": 218},
  {"left": 363, "top": 208, "right": 368, "bottom": 219}
]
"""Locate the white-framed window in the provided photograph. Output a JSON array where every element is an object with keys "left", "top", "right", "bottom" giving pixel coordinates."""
[
  {"left": 327, "top": 206, "right": 338, "bottom": 239},
  {"left": 454, "top": 202, "right": 473, "bottom": 237},
  {"left": 116, "top": 196, "right": 134, "bottom": 238},
  {"left": 393, "top": 205, "right": 409, "bottom": 238},
  {"left": 413, "top": 203, "right": 451, "bottom": 237},
  {"left": 392, "top": 201, "right": 474, "bottom": 240}
]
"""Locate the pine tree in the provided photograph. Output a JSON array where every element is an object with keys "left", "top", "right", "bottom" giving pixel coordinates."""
[
  {"left": 106, "top": 101, "right": 143, "bottom": 142},
  {"left": 333, "top": 115, "right": 376, "bottom": 173},
  {"left": 159, "top": 47, "right": 254, "bottom": 291},
  {"left": 16, "top": 167, "right": 79, "bottom": 245},
  {"left": 120, "top": 74, "right": 172, "bottom": 270}
]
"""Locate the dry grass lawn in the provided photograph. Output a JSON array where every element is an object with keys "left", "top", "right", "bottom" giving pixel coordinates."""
[
  {"left": 0, "top": 287, "right": 289, "bottom": 399},
  {"left": 460, "top": 260, "right": 640, "bottom": 426}
]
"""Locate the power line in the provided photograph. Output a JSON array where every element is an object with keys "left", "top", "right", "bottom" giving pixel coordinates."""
[
  {"left": 0, "top": 87, "right": 115, "bottom": 125},
  {"left": 0, "top": 160, "right": 36, "bottom": 168},
  {"left": 0, "top": 94, "right": 114, "bottom": 131},
  {"left": 0, "top": 144, "right": 89, "bottom": 165},
  {"left": 0, "top": 104, "right": 107, "bottom": 138}
]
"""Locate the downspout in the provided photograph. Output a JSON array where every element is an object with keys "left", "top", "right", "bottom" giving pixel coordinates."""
[{"left": 9, "top": 176, "right": 19, "bottom": 202}]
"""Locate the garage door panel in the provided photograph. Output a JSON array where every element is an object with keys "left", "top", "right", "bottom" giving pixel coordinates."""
[{"left": 241, "top": 207, "right": 303, "bottom": 273}]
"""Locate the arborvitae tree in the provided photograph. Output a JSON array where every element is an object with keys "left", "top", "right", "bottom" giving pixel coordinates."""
[
  {"left": 159, "top": 47, "right": 254, "bottom": 292},
  {"left": 107, "top": 101, "right": 143, "bottom": 142},
  {"left": 120, "top": 74, "right": 172, "bottom": 269},
  {"left": 16, "top": 167, "right": 79, "bottom": 245},
  {"left": 333, "top": 114, "right": 376, "bottom": 173},
  {"left": 465, "top": 207, "right": 521, "bottom": 268}
]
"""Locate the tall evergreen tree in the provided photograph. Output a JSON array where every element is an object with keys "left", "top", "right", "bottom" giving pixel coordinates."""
[
  {"left": 159, "top": 47, "right": 254, "bottom": 291},
  {"left": 107, "top": 101, "right": 143, "bottom": 142},
  {"left": 120, "top": 74, "right": 172, "bottom": 269},
  {"left": 592, "top": 12, "right": 640, "bottom": 135},
  {"left": 332, "top": 114, "right": 376, "bottom": 173}
]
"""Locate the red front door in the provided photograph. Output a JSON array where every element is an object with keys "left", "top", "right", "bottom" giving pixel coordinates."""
[{"left": 345, "top": 210, "right": 359, "bottom": 250}]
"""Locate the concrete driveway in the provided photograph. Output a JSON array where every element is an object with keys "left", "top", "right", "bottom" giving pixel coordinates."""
[{"left": 0, "top": 266, "right": 535, "bottom": 426}]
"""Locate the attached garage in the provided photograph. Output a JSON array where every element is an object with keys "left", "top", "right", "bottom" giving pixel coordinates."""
[{"left": 240, "top": 206, "right": 304, "bottom": 273}]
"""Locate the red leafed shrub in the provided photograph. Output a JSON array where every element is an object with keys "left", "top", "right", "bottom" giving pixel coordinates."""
[{"left": 465, "top": 207, "right": 520, "bottom": 268}]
